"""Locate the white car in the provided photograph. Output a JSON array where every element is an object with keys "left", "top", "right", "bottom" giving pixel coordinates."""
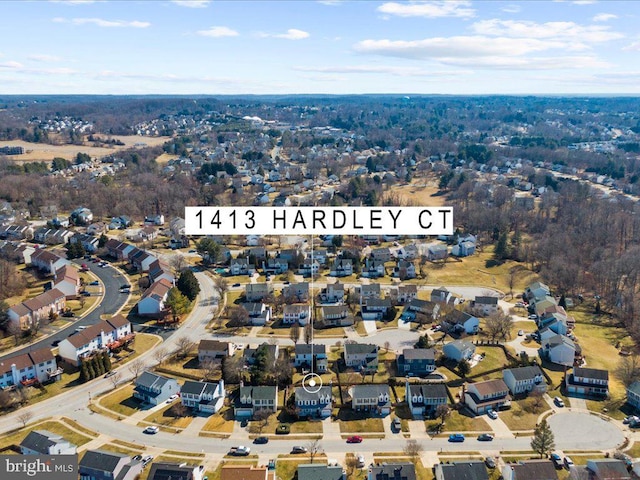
[
  {"left": 356, "top": 454, "right": 365, "bottom": 468},
  {"left": 143, "top": 426, "right": 159, "bottom": 434},
  {"left": 166, "top": 394, "right": 179, "bottom": 403},
  {"left": 487, "top": 409, "right": 498, "bottom": 420},
  {"left": 554, "top": 397, "right": 565, "bottom": 408},
  {"left": 517, "top": 329, "right": 524, "bottom": 336}
]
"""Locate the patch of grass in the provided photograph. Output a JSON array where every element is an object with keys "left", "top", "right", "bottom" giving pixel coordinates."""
[
  {"left": 162, "top": 450, "right": 205, "bottom": 457},
  {"left": 472, "top": 347, "right": 509, "bottom": 376},
  {"left": 111, "top": 439, "right": 145, "bottom": 451},
  {"left": 97, "top": 384, "right": 141, "bottom": 417},
  {"left": 142, "top": 403, "right": 193, "bottom": 430},
  {"left": 338, "top": 417, "right": 385, "bottom": 433},
  {"left": 314, "top": 326, "right": 346, "bottom": 337},
  {"left": 499, "top": 398, "right": 549, "bottom": 431},
  {"left": 427, "top": 409, "right": 491, "bottom": 433},
  {"left": 275, "top": 460, "right": 309, "bottom": 480},
  {"left": 624, "top": 441, "right": 640, "bottom": 457},
  {"left": 32, "top": 420, "right": 92, "bottom": 447},
  {"left": 60, "top": 417, "right": 98, "bottom": 437},
  {"left": 201, "top": 407, "right": 235, "bottom": 434},
  {"left": 94, "top": 443, "right": 142, "bottom": 456}
]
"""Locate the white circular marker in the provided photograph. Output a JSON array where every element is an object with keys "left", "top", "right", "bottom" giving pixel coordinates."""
[{"left": 302, "top": 373, "right": 323, "bottom": 394}]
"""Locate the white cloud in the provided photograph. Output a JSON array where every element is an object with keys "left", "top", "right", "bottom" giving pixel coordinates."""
[
  {"left": 377, "top": 1, "right": 475, "bottom": 19},
  {"left": 0, "top": 60, "right": 76, "bottom": 75},
  {"left": 196, "top": 26, "right": 239, "bottom": 38},
  {"left": 53, "top": 17, "right": 150, "bottom": 28},
  {"left": 623, "top": 41, "right": 640, "bottom": 51},
  {"left": 259, "top": 29, "right": 310, "bottom": 40},
  {"left": 471, "top": 19, "right": 622, "bottom": 43},
  {"left": 317, "top": 0, "right": 343, "bottom": 5},
  {"left": 50, "top": 1, "right": 98, "bottom": 4},
  {"left": 437, "top": 55, "right": 610, "bottom": 70},
  {"left": 28, "top": 54, "right": 62, "bottom": 62},
  {"left": 293, "top": 64, "right": 470, "bottom": 77},
  {"left": 501, "top": 4, "right": 521, "bottom": 13},
  {"left": 572, "top": 0, "right": 598, "bottom": 4},
  {"left": 171, "top": 1, "right": 211, "bottom": 7},
  {"left": 592, "top": 13, "right": 617, "bottom": 22},
  {"left": 354, "top": 36, "right": 566, "bottom": 59},
  {"left": 0, "top": 61, "right": 25, "bottom": 69}
]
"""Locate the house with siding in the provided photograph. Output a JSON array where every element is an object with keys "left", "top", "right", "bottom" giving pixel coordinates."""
[
  {"left": 442, "top": 340, "right": 475, "bottom": 362},
  {"left": 53, "top": 265, "right": 81, "bottom": 298},
  {"left": 20, "top": 430, "right": 77, "bottom": 455},
  {"left": 565, "top": 367, "right": 609, "bottom": 397},
  {"left": 369, "top": 463, "right": 416, "bottom": 480},
  {"left": 221, "top": 465, "right": 273, "bottom": 480},
  {"left": 298, "top": 464, "right": 344, "bottom": 480},
  {"left": 393, "top": 284, "right": 418, "bottom": 304},
  {"left": 133, "top": 371, "right": 180, "bottom": 406},
  {"left": 540, "top": 334, "right": 578, "bottom": 367},
  {"left": 435, "top": 461, "right": 488, "bottom": 480},
  {"left": 501, "top": 460, "right": 558, "bottom": 480},
  {"left": 294, "top": 344, "right": 328, "bottom": 373},
  {"left": 350, "top": 384, "right": 391, "bottom": 416},
  {"left": 79, "top": 450, "right": 143, "bottom": 480},
  {"left": 345, "top": 343, "right": 379, "bottom": 372},
  {"left": 180, "top": 380, "right": 225, "bottom": 414},
  {"left": 320, "top": 281, "right": 344, "bottom": 303},
  {"left": 464, "top": 379, "right": 510, "bottom": 414},
  {"left": 30, "top": 248, "right": 67, "bottom": 274},
  {"left": 441, "top": 309, "right": 479, "bottom": 335},
  {"left": 627, "top": 381, "right": 640, "bottom": 411},
  {"left": 0, "top": 347, "right": 62, "bottom": 388},
  {"left": 330, "top": 258, "right": 353, "bottom": 277},
  {"left": 283, "top": 303, "right": 311, "bottom": 326},
  {"left": 235, "top": 385, "right": 278, "bottom": 418},
  {"left": 7, "top": 288, "right": 66, "bottom": 330},
  {"left": 137, "top": 279, "right": 173, "bottom": 317},
  {"left": 471, "top": 296, "right": 499, "bottom": 316},
  {"left": 319, "top": 305, "right": 353, "bottom": 327},
  {"left": 282, "top": 282, "right": 309, "bottom": 302},
  {"left": 397, "top": 348, "right": 436, "bottom": 376},
  {"left": 503, "top": 366, "right": 546, "bottom": 396},
  {"left": 405, "top": 381, "right": 448, "bottom": 418},
  {"left": 245, "top": 283, "right": 273, "bottom": 302},
  {"left": 295, "top": 386, "right": 332, "bottom": 419},
  {"left": 148, "top": 462, "right": 204, "bottom": 480},
  {"left": 198, "top": 340, "right": 233, "bottom": 362}
]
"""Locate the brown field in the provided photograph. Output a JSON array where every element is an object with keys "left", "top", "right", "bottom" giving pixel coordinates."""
[
  {"left": 1, "top": 136, "right": 171, "bottom": 162},
  {"left": 389, "top": 178, "right": 447, "bottom": 207}
]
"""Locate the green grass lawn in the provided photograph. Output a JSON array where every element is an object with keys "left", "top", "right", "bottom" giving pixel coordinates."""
[
  {"left": 472, "top": 347, "right": 509, "bottom": 377},
  {"left": 97, "top": 384, "right": 140, "bottom": 417},
  {"left": 499, "top": 397, "right": 549, "bottom": 431},
  {"left": 427, "top": 409, "right": 491, "bottom": 433}
]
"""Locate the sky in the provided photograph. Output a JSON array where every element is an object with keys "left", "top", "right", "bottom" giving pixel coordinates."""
[{"left": 0, "top": 0, "right": 639, "bottom": 95}]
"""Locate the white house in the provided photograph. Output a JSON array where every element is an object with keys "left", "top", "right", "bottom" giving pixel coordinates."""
[
  {"left": 471, "top": 296, "right": 499, "bottom": 316},
  {"left": 541, "top": 334, "right": 577, "bottom": 367},
  {"left": 441, "top": 310, "right": 479, "bottom": 335},
  {"left": 464, "top": 379, "right": 510, "bottom": 415},
  {"left": 137, "top": 279, "right": 173, "bottom": 317},
  {"left": 53, "top": 265, "right": 81, "bottom": 298},
  {"left": 350, "top": 384, "right": 391, "bottom": 416},
  {"left": 442, "top": 340, "right": 476, "bottom": 362},
  {"left": 180, "top": 380, "right": 225, "bottom": 414},
  {"left": 283, "top": 303, "right": 311, "bottom": 326},
  {"left": 0, "top": 347, "right": 62, "bottom": 388},
  {"left": 20, "top": 430, "right": 77, "bottom": 455},
  {"left": 503, "top": 366, "right": 546, "bottom": 396}
]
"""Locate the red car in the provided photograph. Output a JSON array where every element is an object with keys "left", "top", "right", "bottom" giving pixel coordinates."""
[{"left": 346, "top": 436, "right": 363, "bottom": 443}]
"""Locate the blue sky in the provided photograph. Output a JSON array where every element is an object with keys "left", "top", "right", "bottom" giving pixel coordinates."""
[{"left": 0, "top": 0, "right": 638, "bottom": 95}]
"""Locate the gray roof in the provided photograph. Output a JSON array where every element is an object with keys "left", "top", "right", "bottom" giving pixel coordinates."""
[
  {"left": 474, "top": 296, "right": 498, "bottom": 305},
  {"left": 351, "top": 384, "right": 389, "bottom": 400},
  {"left": 345, "top": 343, "right": 378, "bottom": 356},
  {"left": 505, "top": 366, "right": 544, "bottom": 381},
  {"left": 407, "top": 383, "right": 448, "bottom": 400},
  {"left": 574, "top": 367, "right": 608, "bottom": 381},
  {"left": 402, "top": 348, "right": 435, "bottom": 361},
  {"left": 148, "top": 462, "right": 199, "bottom": 480},
  {"left": 181, "top": 380, "right": 220, "bottom": 396},
  {"left": 295, "top": 344, "right": 326, "bottom": 356},
  {"left": 240, "top": 385, "right": 277, "bottom": 401},
  {"left": 79, "top": 449, "right": 128, "bottom": 474},
  {"left": 437, "top": 461, "right": 489, "bottom": 480},
  {"left": 369, "top": 463, "right": 416, "bottom": 480},
  {"left": 135, "top": 371, "right": 175, "bottom": 390},
  {"left": 20, "top": 430, "right": 72, "bottom": 454},
  {"left": 508, "top": 460, "right": 558, "bottom": 480},
  {"left": 628, "top": 380, "right": 640, "bottom": 396},
  {"left": 295, "top": 386, "right": 332, "bottom": 403},
  {"left": 298, "top": 464, "right": 345, "bottom": 480}
]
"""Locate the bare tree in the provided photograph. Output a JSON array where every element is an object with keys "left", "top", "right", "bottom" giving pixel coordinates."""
[
  {"left": 252, "top": 409, "right": 271, "bottom": 434},
  {"left": 152, "top": 346, "right": 169, "bottom": 365},
  {"left": 304, "top": 323, "right": 313, "bottom": 344},
  {"left": 529, "top": 389, "right": 545, "bottom": 412},
  {"left": 435, "top": 404, "right": 451, "bottom": 428},
  {"left": 306, "top": 439, "right": 322, "bottom": 464},
  {"left": 108, "top": 371, "right": 122, "bottom": 390},
  {"left": 18, "top": 411, "right": 33, "bottom": 427},
  {"left": 345, "top": 455, "right": 359, "bottom": 477},
  {"left": 484, "top": 310, "right": 513, "bottom": 342},
  {"left": 213, "top": 276, "right": 229, "bottom": 303},
  {"left": 7, "top": 322, "right": 22, "bottom": 346},
  {"left": 508, "top": 267, "right": 518, "bottom": 299},
  {"left": 228, "top": 306, "right": 249, "bottom": 328},
  {"left": 403, "top": 439, "right": 423, "bottom": 464},
  {"left": 615, "top": 355, "right": 640, "bottom": 387},
  {"left": 384, "top": 341, "right": 391, "bottom": 353},
  {"left": 201, "top": 359, "right": 222, "bottom": 381},
  {"left": 174, "top": 337, "right": 195, "bottom": 360},
  {"left": 128, "top": 359, "right": 145, "bottom": 380},
  {"left": 170, "top": 254, "right": 188, "bottom": 275},
  {"left": 289, "top": 322, "right": 301, "bottom": 344},
  {"left": 171, "top": 402, "right": 188, "bottom": 418}
]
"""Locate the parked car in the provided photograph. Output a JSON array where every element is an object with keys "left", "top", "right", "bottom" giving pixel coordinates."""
[
  {"left": 487, "top": 409, "right": 498, "bottom": 420},
  {"left": 253, "top": 436, "right": 269, "bottom": 444},
  {"left": 232, "top": 283, "right": 241, "bottom": 287},
  {"left": 143, "top": 426, "right": 159, "bottom": 434},
  {"left": 528, "top": 314, "right": 538, "bottom": 319},
  {"left": 356, "top": 454, "right": 365, "bottom": 468},
  {"left": 517, "top": 329, "right": 524, "bottom": 336},
  {"left": 51, "top": 339, "right": 60, "bottom": 347},
  {"left": 515, "top": 302, "right": 525, "bottom": 307},
  {"left": 477, "top": 433, "right": 494, "bottom": 441},
  {"left": 121, "top": 284, "right": 131, "bottom": 289},
  {"left": 89, "top": 280, "right": 99, "bottom": 286},
  {"left": 104, "top": 371, "right": 116, "bottom": 378},
  {"left": 485, "top": 457, "right": 496, "bottom": 469},
  {"left": 564, "top": 456, "right": 574, "bottom": 469},
  {"left": 229, "top": 446, "right": 251, "bottom": 456},
  {"left": 141, "top": 455, "right": 153, "bottom": 467},
  {"left": 62, "top": 311, "right": 75, "bottom": 317},
  {"left": 554, "top": 397, "right": 565, "bottom": 407},
  {"left": 291, "top": 446, "right": 308, "bottom": 454},
  {"left": 448, "top": 434, "right": 465, "bottom": 442},
  {"left": 166, "top": 394, "right": 179, "bottom": 403},
  {"left": 81, "top": 291, "right": 91, "bottom": 296},
  {"left": 624, "top": 415, "right": 640, "bottom": 424},
  {"left": 550, "top": 453, "right": 563, "bottom": 469},
  {"left": 346, "top": 436, "right": 363, "bottom": 443},
  {"left": 392, "top": 418, "right": 402, "bottom": 431},
  {"left": 132, "top": 455, "right": 142, "bottom": 462}
]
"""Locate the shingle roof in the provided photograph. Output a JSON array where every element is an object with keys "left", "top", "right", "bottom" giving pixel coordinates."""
[
  {"left": 135, "top": 371, "right": 175, "bottom": 390},
  {"left": 295, "top": 386, "right": 332, "bottom": 403},
  {"left": 148, "top": 462, "right": 199, "bottom": 480},
  {"left": 369, "top": 463, "right": 416, "bottom": 480},
  {"left": 574, "top": 367, "right": 608, "bottom": 381},
  {"left": 297, "top": 464, "right": 344, "bottom": 480},
  {"left": 402, "top": 348, "right": 435, "bottom": 361},
  {"left": 79, "top": 449, "right": 127, "bottom": 473},
  {"left": 470, "top": 379, "right": 509, "bottom": 397},
  {"left": 408, "top": 383, "right": 448, "bottom": 400},
  {"left": 345, "top": 343, "right": 378, "bottom": 356},
  {"left": 20, "top": 430, "right": 70, "bottom": 454},
  {"left": 505, "top": 366, "right": 544, "bottom": 382},
  {"left": 508, "top": 460, "right": 559, "bottom": 480},
  {"left": 436, "top": 461, "right": 488, "bottom": 480},
  {"left": 295, "top": 344, "right": 326, "bottom": 356},
  {"left": 240, "top": 385, "right": 277, "bottom": 401},
  {"left": 351, "top": 384, "right": 389, "bottom": 400}
]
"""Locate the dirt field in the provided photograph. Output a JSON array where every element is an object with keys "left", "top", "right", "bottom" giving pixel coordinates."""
[
  {"left": 0, "top": 135, "right": 171, "bottom": 162},
  {"left": 390, "top": 178, "right": 448, "bottom": 207}
]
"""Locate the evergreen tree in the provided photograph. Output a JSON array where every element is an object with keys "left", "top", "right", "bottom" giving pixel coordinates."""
[
  {"left": 558, "top": 294, "right": 566, "bottom": 309},
  {"left": 102, "top": 351, "right": 112, "bottom": 372},
  {"left": 177, "top": 269, "right": 200, "bottom": 301},
  {"left": 165, "top": 288, "right": 190, "bottom": 322},
  {"left": 98, "top": 234, "right": 109, "bottom": 248},
  {"left": 457, "top": 359, "right": 471, "bottom": 377},
  {"left": 494, "top": 231, "right": 509, "bottom": 260},
  {"left": 531, "top": 420, "right": 555, "bottom": 458},
  {"left": 80, "top": 362, "right": 89, "bottom": 383}
]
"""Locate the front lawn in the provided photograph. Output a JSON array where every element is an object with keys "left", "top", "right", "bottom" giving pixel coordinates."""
[
  {"left": 142, "top": 403, "right": 194, "bottom": 430},
  {"left": 427, "top": 409, "right": 491, "bottom": 433},
  {"left": 201, "top": 407, "right": 235, "bottom": 434},
  {"left": 97, "top": 384, "right": 140, "bottom": 417},
  {"left": 499, "top": 397, "right": 549, "bottom": 431}
]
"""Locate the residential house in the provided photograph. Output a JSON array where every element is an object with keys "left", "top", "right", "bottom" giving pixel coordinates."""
[
  {"left": 464, "top": 378, "right": 511, "bottom": 414},
  {"left": 0, "top": 241, "right": 34, "bottom": 264},
  {"left": 525, "top": 281, "right": 551, "bottom": 302},
  {"left": 501, "top": 460, "right": 558, "bottom": 480},
  {"left": 235, "top": 385, "right": 278, "bottom": 418},
  {"left": 198, "top": 340, "right": 233, "bottom": 362},
  {"left": 443, "top": 340, "right": 476, "bottom": 362},
  {"left": 30, "top": 248, "right": 67, "bottom": 275},
  {"left": 351, "top": 384, "right": 391, "bottom": 416},
  {"left": 404, "top": 299, "right": 440, "bottom": 322},
  {"left": 20, "top": 430, "right": 77, "bottom": 455},
  {"left": 345, "top": 343, "right": 379, "bottom": 372},
  {"left": 371, "top": 247, "right": 392, "bottom": 262},
  {"left": 58, "top": 315, "right": 134, "bottom": 366},
  {"left": 405, "top": 381, "right": 448, "bottom": 418},
  {"left": 320, "top": 281, "right": 345, "bottom": 303},
  {"left": 0, "top": 347, "right": 61, "bottom": 388},
  {"left": 471, "top": 296, "right": 499, "bottom": 316},
  {"left": 298, "top": 464, "right": 345, "bottom": 480},
  {"left": 220, "top": 465, "right": 273, "bottom": 480},
  {"left": 144, "top": 214, "right": 165, "bottom": 226},
  {"left": 130, "top": 249, "right": 156, "bottom": 273},
  {"left": 0, "top": 224, "right": 33, "bottom": 240},
  {"left": 79, "top": 449, "right": 143, "bottom": 480},
  {"left": 585, "top": 459, "right": 631, "bottom": 480},
  {"left": 392, "top": 260, "right": 416, "bottom": 279},
  {"left": 319, "top": 305, "right": 353, "bottom": 327},
  {"left": 361, "top": 258, "right": 385, "bottom": 278},
  {"left": 441, "top": 310, "right": 479, "bottom": 335},
  {"left": 133, "top": 371, "right": 180, "bottom": 406},
  {"left": 294, "top": 344, "right": 328, "bottom": 373},
  {"left": 148, "top": 462, "right": 204, "bottom": 480},
  {"left": 431, "top": 287, "right": 458, "bottom": 306},
  {"left": 393, "top": 284, "right": 418, "bottom": 304},
  {"left": 541, "top": 334, "right": 579, "bottom": 367},
  {"left": 241, "top": 302, "right": 272, "bottom": 326},
  {"left": 105, "top": 239, "right": 135, "bottom": 261},
  {"left": 451, "top": 240, "right": 476, "bottom": 257},
  {"left": 277, "top": 248, "right": 299, "bottom": 262},
  {"left": 283, "top": 282, "right": 309, "bottom": 302},
  {"left": 69, "top": 207, "right": 93, "bottom": 225},
  {"left": 148, "top": 259, "right": 175, "bottom": 284},
  {"left": 361, "top": 298, "right": 392, "bottom": 321},
  {"left": 358, "top": 283, "right": 381, "bottom": 302},
  {"left": 503, "top": 366, "right": 547, "bottom": 396},
  {"left": 295, "top": 386, "right": 332, "bottom": 418},
  {"left": 69, "top": 233, "right": 99, "bottom": 253},
  {"left": 137, "top": 279, "right": 173, "bottom": 317},
  {"left": 180, "top": 380, "right": 225, "bottom": 414},
  {"left": 86, "top": 222, "right": 107, "bottom": 236},
  {"left": 534, "top": 296, "right": 558, "bottom": 317},
  {"left": 330, "top": 258, "right": 353, "bottom": 277},
  {"left": 538, "top": 313, "right": 569, "bottom": 336},
  {"left": 283, "top": 303, "right": 311, "bottom": 326},
  {"left": 245, "top": 247, "right": 267, "bottom": 262},
  {"left": 627, "top": 381, "right": 640, "bottom": 411},
  {"left": 565, "top": 367, "right": 609, "bottom": 397},
  {"left": 397, "top": 348, "right": 436, "bottom": 376},
  {"left": 263, "top": 258, "right": 290, "bottom": 275},
  {"left": 53, "top": 265, "right": 81, "bottom": 298},
  {"left": 7, "top": 288, "right": 66, "bottom": 330},
  {"left": 245, "top": 283, "right": 273, "bottom": 302},
  {"left": 310, "top": 249, "right": 328, "bottom": 265},
  {"left": 369, "top": 463, "right": 416, "bottom": 480},
  {"left": 297, "top": 258, "right": 320, "bottom": 277},
  {"left": 243, "top": 344, "right": 279, "bottom": 366},
  {"left": 426, "top": 244, "right": 448, "bottom": 261},
  {"left": 109, "top": 215, "right": 133, "bottom": 230}
]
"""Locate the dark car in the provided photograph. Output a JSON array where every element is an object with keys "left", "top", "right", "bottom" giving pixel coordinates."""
[
  {"left": 253, "top": 436, "right": 269, "bottom": 444},
  {"left": 51, "top": 339, "right": 60, "bottom": 347},
  {"left": 485, "top": 457, "right": 496, "bottom": 469},
  {"left": 121, "top": 284, "right": 131, "bottom": 289},
  {"left": 550, "top": 453, "right": 563, "bottom": 469},
  {"left": 81, "top": 291, "right": 91, "bottom": 296},
  {"left": 232, "top": 283, "right": 241, "bottom": 287},
  {"left": 291, "top": 446, "right": 307, "bottom": 454},
  {"left": 477, "top": 433, "right": 494, "bottom": 441},
  {"left": 62, "top": 311, "right": 75, "bottom": 317},
  {"left": 448, "top": 434, "right": 465, "bottom": 442},
  {"left": 89, "top": 280, "right": 99, "bottom": 286}
]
